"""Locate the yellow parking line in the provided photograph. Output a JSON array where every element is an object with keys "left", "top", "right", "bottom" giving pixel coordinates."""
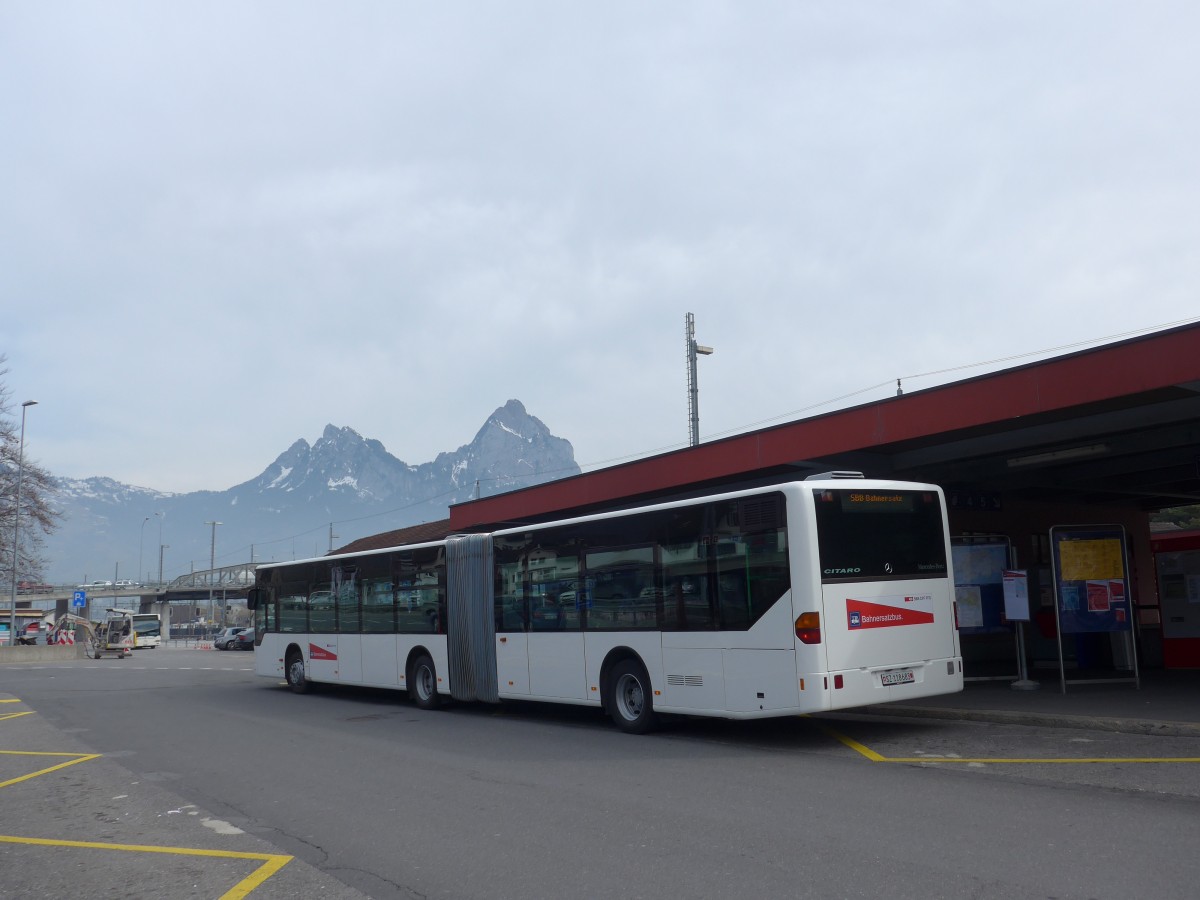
[
  {"left": 0, "top": 750, "right": 100, "bottom": 788},
  {"left": 817, "top": 724, "right": 887, "bottom": 761},
  {"left": 0, "top": 835, "right": 292, "bottom": 900},
  {"left": 1, "top": 697, "right": 29, "bottom": 719},
  {"left": 885, "top": 755, "right": 1200, "bottom": 764},
  {"left": 818, "top": 725, "right": 1200, "bottom": 764}
]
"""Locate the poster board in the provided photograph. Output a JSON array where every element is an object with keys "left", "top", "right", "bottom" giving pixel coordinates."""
[
  {"left": 1050, "top": 526, "right": 1132, "bottom": 634},
  {"left": 1048, "top": 525, "right": 1139, "bottom": 692},
  {"left": 1002, "top": 570, "right": 1030, "bottom": 622},
  {"left": 951, "top": 542, "right": 1010, "bottom": 634}
]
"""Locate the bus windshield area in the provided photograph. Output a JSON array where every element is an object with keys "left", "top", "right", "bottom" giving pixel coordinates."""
[
  {"left": 813, "top": 488, "right": 948, "bottom": 581},
  {"left": 131, "top": 615, "right": 161, "bottom": 646}
]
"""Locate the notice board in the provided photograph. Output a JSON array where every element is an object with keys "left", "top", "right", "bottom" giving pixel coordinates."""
[
  {"left": 1050, "top": 525, "right": 1132, "bottom": 635},
  {"left": 951, "top": 542, "right": 1010, "bottom": 634}
]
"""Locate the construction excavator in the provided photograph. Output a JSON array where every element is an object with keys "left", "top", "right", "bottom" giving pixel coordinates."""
[{"left": 47, "top": 609, "right": 136, "bottom": 659}]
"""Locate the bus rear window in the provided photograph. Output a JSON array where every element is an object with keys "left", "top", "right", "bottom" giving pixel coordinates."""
[{"left": 813, "top": 489, "right": 947, "bottom": 581}]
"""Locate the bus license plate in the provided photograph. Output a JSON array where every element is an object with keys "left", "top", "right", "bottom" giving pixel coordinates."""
[{"left": 881, "top": 669, "right": 915, "bottom": 686}]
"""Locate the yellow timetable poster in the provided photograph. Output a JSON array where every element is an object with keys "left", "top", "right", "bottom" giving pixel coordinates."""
[
  {"left": 1051, "top": 526, "right": 1132, "bottom": 634},
  {"left": 1057, "top": 538, "right": 1125, "bottom": 582}
]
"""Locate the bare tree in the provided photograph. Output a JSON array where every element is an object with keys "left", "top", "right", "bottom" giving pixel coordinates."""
[{"left": 1, "top": 356, "right": 60, "bottom": 586}]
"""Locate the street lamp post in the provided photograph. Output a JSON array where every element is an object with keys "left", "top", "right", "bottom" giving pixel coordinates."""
[
  {"left": 8, "top": 401, "right": 38, "bottom": 646},
  {"left": 154, "top": 512, "right": 163, "bottom": 585},
  {"left": 159, "top": 543, "right": 169, "bottom": 587},
  {"left": 138, "top": 516, "right": 149, "bottom": 587},
  {"left": 205, "top": 521, "right": 221, "bottom": 632}
]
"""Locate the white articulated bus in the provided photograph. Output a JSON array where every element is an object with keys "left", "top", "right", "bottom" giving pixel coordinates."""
[{"left": 247, "top": 475, "right": 963, "bottom": 732}]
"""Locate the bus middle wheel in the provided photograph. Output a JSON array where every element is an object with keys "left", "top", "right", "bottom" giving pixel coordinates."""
[{"left": 608, "top": 658, "right": 658, "bottom": 734}]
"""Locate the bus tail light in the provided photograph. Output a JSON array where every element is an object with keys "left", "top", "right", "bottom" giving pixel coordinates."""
[{"left": 795, "top": 612, "right": 821, "bottom": 644}]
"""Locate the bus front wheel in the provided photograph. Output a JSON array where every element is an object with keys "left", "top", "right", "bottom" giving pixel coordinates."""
[
  {"left": 285, "top": 650, "right": 311, "bottom": 694},
  {"left": 409, "top": 653, "right": 440, "bottom": 710},
  {"left": 608, "top": 659, "right": 657, "bottom": 734}
]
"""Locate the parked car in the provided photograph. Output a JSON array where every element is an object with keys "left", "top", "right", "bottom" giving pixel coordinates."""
[
  {"left": 214, "top": 626, "right": 248, "bottom": 650},
  {"left": 229, "top": 628, "right": 256, "bottom": 651}
]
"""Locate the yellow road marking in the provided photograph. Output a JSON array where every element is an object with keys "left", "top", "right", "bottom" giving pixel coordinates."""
[
  {"left": 0, "top": 699, "right": 290, "bottom": 898},
  {"left": 819, "top": 725, "right": 1200, "bottom": 764},
  {"left": 817, "top": 724, "right": 887, "bottom": 761},
  {"left": 885, "top": 755, "right": 1200, "bottom": 763},
  {"left": 0, "top": 710, "right": 33, "bottom": 721},
  {"left": 0, "top": 835, "right": 292, "bottom": 900},
  {"left": 0, "top": 749, "right": 100, "bottom": 788}
]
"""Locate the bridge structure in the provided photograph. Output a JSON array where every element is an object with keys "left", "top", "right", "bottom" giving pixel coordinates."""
[
  {"left": 161, "top": 562, "right": 258, "bottom": 600},
  {"left": 157, "top": 562, "right": 259, "bottom": 627},
  {"left": 4, "top": 562, "right": 260, "bottom": 629}
]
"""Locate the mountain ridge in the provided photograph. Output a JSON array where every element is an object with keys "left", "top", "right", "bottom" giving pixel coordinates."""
[{"left": 43, "top": 400, "right": 579, "bottom": 585}]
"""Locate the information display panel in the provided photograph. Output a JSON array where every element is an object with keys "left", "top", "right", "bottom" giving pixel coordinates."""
[
  {"left": 1050, "top": 526, "right": 1132, "bottom": 634},
  {"left": 951, "top": 542, "right": 1010, "bottom": 635},
  {"left": 1048, "top": 524, "right": 1138, "bottom": 693}
]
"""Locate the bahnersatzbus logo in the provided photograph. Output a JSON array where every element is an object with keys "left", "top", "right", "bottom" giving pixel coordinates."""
[{"left": 846, "top": 597, "right": 935, "bottom": 629}]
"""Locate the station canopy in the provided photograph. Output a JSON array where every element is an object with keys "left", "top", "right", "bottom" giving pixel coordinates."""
[{"left": 339, "top": 322, "right": 1200, "bottom": 555}]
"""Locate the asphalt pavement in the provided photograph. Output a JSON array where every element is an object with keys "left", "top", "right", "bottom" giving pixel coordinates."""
[
  {"left": 863, "top": 667, "right": 1200, "bottom": 736},
  {"left": 0, "top": 658, "right": 368, "bottom": 899},
  {"left": 2, "top": 648, "right": 1197, "bottom": 898}
]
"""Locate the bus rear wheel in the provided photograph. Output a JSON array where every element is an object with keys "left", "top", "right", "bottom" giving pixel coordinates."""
[
  {"left": 285, "top": 649, "right": 311, "bottom": 694},
  {"left": 409, "top": 653, "right": 440, "bottom": 710},
  {"left": 608, "top": 659, "right": 657, "bottom": 734}
]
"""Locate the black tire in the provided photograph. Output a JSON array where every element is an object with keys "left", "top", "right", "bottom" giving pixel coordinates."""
[
  {"left": 285, "top": 649, "right": 311, "bottom": 694},
  {"left": 408, "top": 653, "right": 441, "bottom": 710},
  {"left": 608, "top": 658, "right": 658, "bottom": 734}
]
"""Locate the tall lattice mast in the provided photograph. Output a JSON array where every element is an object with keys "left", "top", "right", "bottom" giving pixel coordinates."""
[{"left": 685, "top": 313, "right": 713, "bottom": 447}]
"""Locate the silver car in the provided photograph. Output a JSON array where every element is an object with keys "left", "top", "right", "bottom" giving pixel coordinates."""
[{"left": 214, "top": 626, "right": 249, "bottom": 650}]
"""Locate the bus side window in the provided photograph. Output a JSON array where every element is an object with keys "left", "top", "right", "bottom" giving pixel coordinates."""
[{"left": 279, "top": 584, "right": 309, "bottom": 634}]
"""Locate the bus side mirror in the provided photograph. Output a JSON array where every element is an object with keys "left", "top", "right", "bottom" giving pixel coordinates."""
[{"left": 246, "top": 588, "right": 262, "bottom": 611}]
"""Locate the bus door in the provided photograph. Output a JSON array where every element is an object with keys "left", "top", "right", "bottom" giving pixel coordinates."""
[
  {"left": 307, "top": 589, "right": 339, "bottom": 681},
  {"left": 495, "top": 603, "right": 530, "bottom": 695},
  {"left": 527, "top": 579, "right": 587, "bottom": 700},
  {"left": 494, "top": 539, "right": 531, "bottom": 695},
  {"left": 496, "top": 631, "right": 530, "bottom": 695},
  {"left": 494, "top": 536, "right": 587, "bottom": 700},
  {"left": 333, "top": 568, "right": 363, "bottom": 683}
]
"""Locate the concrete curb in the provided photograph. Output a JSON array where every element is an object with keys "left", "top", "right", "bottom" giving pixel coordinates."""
[{"left": 856, "top": 703, "right": 1200, "bottom": 737}]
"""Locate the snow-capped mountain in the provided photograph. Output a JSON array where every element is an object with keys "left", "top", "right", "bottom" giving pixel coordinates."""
[{"left": 44, "top": 400, "right": 578, "bottom": 584}]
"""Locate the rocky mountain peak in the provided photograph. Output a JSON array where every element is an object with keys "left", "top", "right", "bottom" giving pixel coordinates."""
[{"left": 42, "top": 401, "right": 579, "bottom": 583}]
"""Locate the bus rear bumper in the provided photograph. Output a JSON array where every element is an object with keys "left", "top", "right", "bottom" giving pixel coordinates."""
[{"left": 817, "top": 657, "right": 964, "bottom": 711}]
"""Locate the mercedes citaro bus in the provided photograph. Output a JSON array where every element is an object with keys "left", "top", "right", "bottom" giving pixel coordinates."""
[{"left": 247, "top": 474, "right": 963, "bottom": 732}]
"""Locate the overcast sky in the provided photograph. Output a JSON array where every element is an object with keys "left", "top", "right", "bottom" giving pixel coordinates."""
[{"left": 3, "top": 2, "right": 1198, "bottom": 494}]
